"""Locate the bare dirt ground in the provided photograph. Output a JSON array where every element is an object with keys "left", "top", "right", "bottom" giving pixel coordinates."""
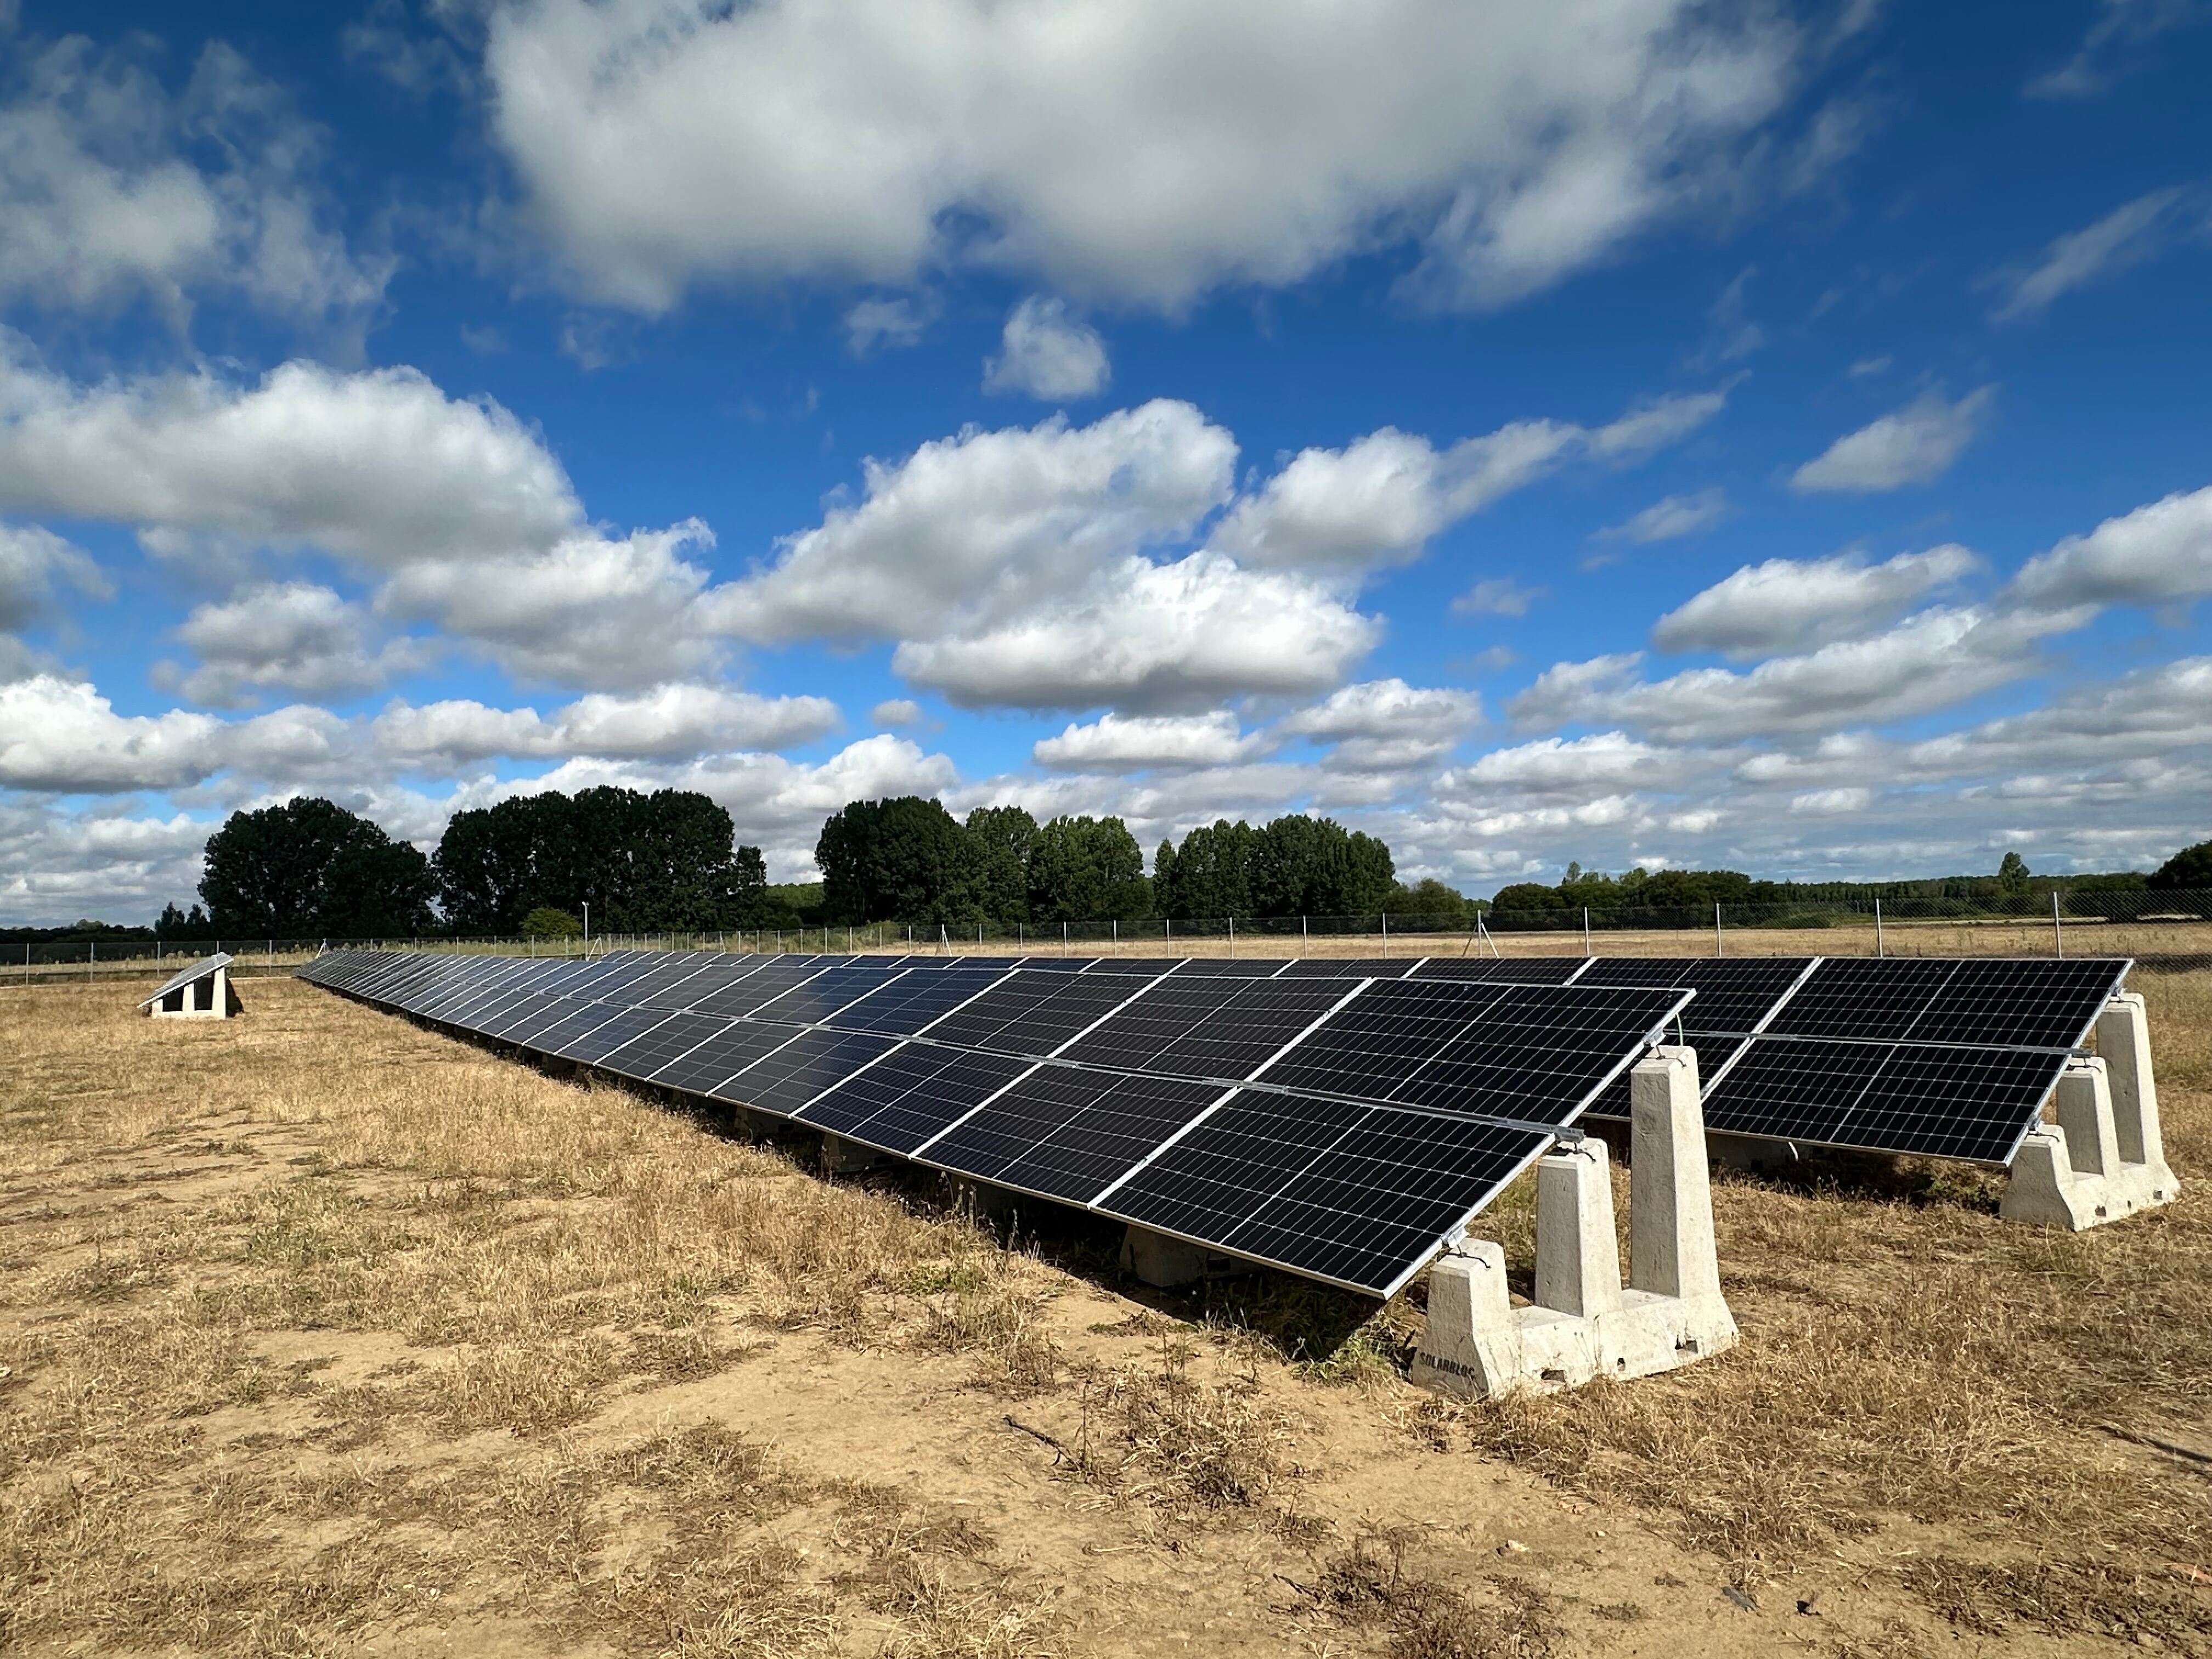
[{"left": 3, "top": 973, "right": 2208, "bottom": 1658}]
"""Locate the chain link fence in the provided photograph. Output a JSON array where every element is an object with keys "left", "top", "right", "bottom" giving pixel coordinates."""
[{"left": 11, "top": 888, "right": 2207, "bottom": 989}]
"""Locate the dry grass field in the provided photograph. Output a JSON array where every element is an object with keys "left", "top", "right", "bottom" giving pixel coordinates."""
[{"left": 2, "top": 971, "right": 2209, "bottom": 1658}]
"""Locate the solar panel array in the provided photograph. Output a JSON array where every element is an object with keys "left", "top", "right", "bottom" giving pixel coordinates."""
[
  {"left": 299, "top": 946, "right": 2132, "bottom": 1288},
  {"left": 299, "top": 948, "right": 1689, "bottom": 1296},
  {"left": 1567, "top": 953, "right": 2131, "bottom": 1164}
]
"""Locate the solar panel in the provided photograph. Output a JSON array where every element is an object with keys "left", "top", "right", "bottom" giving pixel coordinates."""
[
  {"left": 556, "top": 1005, "right": 677, "bottom": 1065},
  {"left": 917, "top": 1068, "right": 1229, "bottom": 1204},
  {"left": 649, "top": 1019, "right": 803, "bottom": 1095},
  {"left": 795, "top": 1043, "right": 1035, "bottom": 1153},
  {"left": 1095, "top": 1091, "right": 1553, "bottom": 1296},
  {"left": 1274, "top": 956, "right": 1415, "bottom": 978},
  {"left": 139, "top": 951, "right": 234, "bottom": 1009},
  {"left": 1409, "top": 956, "right": 1590, "bottom": 983},
  {"left": 686, "top": 960, "right": 837, "bottom": 1017},
  {"left": 296, "top": 949, "right": 1693, "bottom": 1300},
  {"left": 832, "top": 967, "right": 1012, "bottom": 1034},
  {"left": 1057, "top": 976, "right": 1351, "bottom": 1080},
  {"left": 596, "top": 1011, "right": 735, "bottom": 1083},
  {"left": 921, "top": 972, "right": 1161, "bottom": 1056},
  {"left": 711, "top": 1027, "right": 900, "bottom": 1115}
]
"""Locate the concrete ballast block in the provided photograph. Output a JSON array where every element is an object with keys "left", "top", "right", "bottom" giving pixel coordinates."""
[
  {"left": 1413, "top": 1045, "right": 1738, "bottom": 1399},
  {"left": 2000, "top": 997, "right": 2178, "bottom": 1231}
]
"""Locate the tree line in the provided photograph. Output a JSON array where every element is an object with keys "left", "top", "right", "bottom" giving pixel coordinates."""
[
  {"left": 111, "top": 788, "right": 2212, "bottom": 941},
  {"left": 814, "top": 795, "right": 1469, "bottom": 926}
]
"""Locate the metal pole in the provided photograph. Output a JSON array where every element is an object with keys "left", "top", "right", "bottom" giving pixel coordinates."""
[
  {"left": 1875, "top": 898, "right": 1884, "bottom": 959},
  {"left": 1380, "top": 912, "right": 1388, "bottom": 957},
  {"left": 1582, "top": 906, "right": 1591, "bottom": 957},
  {"left": 1062, "top": 921, "right": 1067, "bottom": 956},
  {"left": 2053, "top": 890, "right": 2064, "bottom": 960},
  {"left": 1228, "top": 916, "right": 1235, "bottom": 958},
  {"left": 1714, "top": 903, "right": 1723, "bottom": 957},
  {"left": 89, "top": 941, "right": 94, "bottom": 983},
  {"left": 1113, "top": 918, "right": 1119, "bottom": 955},
  {"left": 1301, "top": 914, "right": 1307, "bottom": 957}
]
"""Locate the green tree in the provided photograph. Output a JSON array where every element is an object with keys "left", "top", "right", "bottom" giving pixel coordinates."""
[
  {"left": 1488, "top": 882, "right": 1567, "bottom": 930},
  {"left": 1249, "top": 814, "right": 1394, "bottom": 916},
  {"left": 2149, "top": 838, "right": 2212, "bottom": 915},
  {"left": 520, "top": 906, "right": 583, "bottom": 938},
  {"left": 435, "top": 788, "right": 765, "bottom": 932},
  {"left": 1997, "top": 851, "right": 2032, "bottom": 892},
  {"left": 1027, "top": 815, "right": 1148, "bottom": 922},
  {"left": 966, "top": 805, "right": 1038, "bottom": 923},
  {"left": 1158, "top": 820, "right": 1257, "bottom": 918},
  {"left": 200, "top": 797, "right": 436, "bottom": 937},
  {"left": 816, "top": 796, "right": 985, "bottom": 925},
  {"left": 432, "top": 793, "right": 577, "bottom": 933}
]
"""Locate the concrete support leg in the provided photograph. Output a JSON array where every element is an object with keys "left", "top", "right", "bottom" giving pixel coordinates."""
[
  {"left": 1119, "top": 1224, "right": 1239, "bottom": 1288},
  {"left": 1414, "top": 1045, "right": 1737, "bottom": 1399},
  {"left": 2001, "top": 1013, "right": 2179, "bottom": 1231}
]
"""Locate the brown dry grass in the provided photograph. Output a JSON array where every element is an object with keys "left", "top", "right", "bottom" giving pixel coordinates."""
[{"left": 4, "top": 970, "right": 2210, "bottom": 1657}]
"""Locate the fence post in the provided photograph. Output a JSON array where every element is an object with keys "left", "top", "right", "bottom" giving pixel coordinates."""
[
  {"left": 1061, "top": 921, "right": 1068, "bottom": 956},
  {"left": 1583, "top": 906, "right": 1592, "bottom": 957},
  {"left": 1875, "top": 898, "right": 1883, "bottom": 958},
  {"left": 1113, "top": 919, "right": 1118, "bottom": 955},
  {"left": 89, "top": 941, "right": 94, "bottom": 983},
  {"left": 1714, "top": 904, "right": 1723, "bottom": 958},
  {"left": 1228, "top": 916, "right": 1235, "bottom": 958},
  {"left": 2053, "top": 891, "right": 2064, "bottom": 960},
  {"left": 1301, "top": 914, "right": 1307, "bottom": 957},
  {"left": 1381, "top": 912, "right": 1388, "bottom": 957}
]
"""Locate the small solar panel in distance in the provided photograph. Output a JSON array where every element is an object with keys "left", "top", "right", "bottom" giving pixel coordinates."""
[
  {"left": 595, "top": 1012, "right": 733, "bottom": 1083},
  {"left": 1274, "top": 957, "right": 1412, "bottom": 979},
  {"left": 712, "top": 1028, "right": 899, "bottom": 1115},
  {"left": 920, "top": 1069, "right": 1227, "bottom": 1204},
  {"left": 1411, "top": 956, "right": 1588, "bottom": 984},
  {"left": 1009, "top": 956, "right": 1094, "bottom": 972},
  {"left": 1166, "top": 957, "right": 1283, "bottom": 977},
  {"left": 795, "top": 1044, "right": 1034, "bottom": 1153}
]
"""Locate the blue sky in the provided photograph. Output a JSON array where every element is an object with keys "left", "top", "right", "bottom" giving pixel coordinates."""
[{"left": 2, "top": 0, "right": 2209, "bottom": 923}]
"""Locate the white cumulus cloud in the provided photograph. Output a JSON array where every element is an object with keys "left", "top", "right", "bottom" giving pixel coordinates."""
[
  {"left": 480, "top": 0, "right": 1808, "bottom": 314},
  {"left": 2007, "top": 483, "right": 2212, "bottom": 611},
  {"left": 1278, "top": 678, "right": 1483, "bottom": 771},
  {"left": 1652, "top": 544, "right": 1980, "bottom": 659},
  {"left": 1215, "top": 390, "right": 1728, "bottom": 573},
  {"left": 0, "top": 36, "right": 390, "bottom": 330},
  {"left": 891, "top": 552, "right": 1379, "bottom": 712},
  {"left": 983, "top": 297, "right": 1109, "bottom": 400},
  {"left": 1033, "top": 710, "right": 1265, "bottom": 771}
]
